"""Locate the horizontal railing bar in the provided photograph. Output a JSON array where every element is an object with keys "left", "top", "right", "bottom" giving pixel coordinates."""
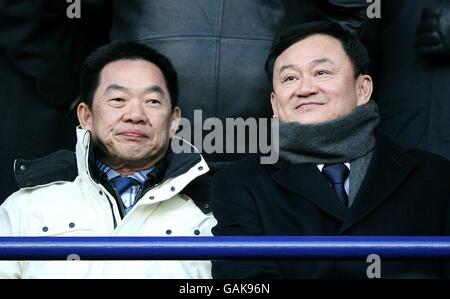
[{"left": 1, "top": 236, "right": 450, "bottom": 260}]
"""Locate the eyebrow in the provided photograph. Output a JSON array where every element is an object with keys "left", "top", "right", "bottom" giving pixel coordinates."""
[
  {"left": 104, "top": 84, "right": 129, "bottom": 94},
  {"left": 278, "top": 58, "right": 335, "bottom": 74},
  {"left": 142, "top": 85, "right": 165, "bottom": 96},
  {"left": 104, "top": 84, "right": 166, "bottom": 96},
  {"left": 278, "top": 64, "right": 297, "bottom": 74},
  {"left": 310, "top": 58, "right": 335, "bottom": 67}
]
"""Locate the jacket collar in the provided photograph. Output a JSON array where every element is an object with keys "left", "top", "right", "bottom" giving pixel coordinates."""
[
  {"left": 339, "top": 130, "right": 417, "bottom": 233},
  {"left": 271, "top": 130, "right": 417, "bottom": 226},
  {"left": 271, "top": 160, "right": 347, "bottom": 221}
]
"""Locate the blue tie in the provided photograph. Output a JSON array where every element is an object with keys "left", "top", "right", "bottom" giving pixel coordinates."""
[
  {"left": 112, "top": 176, "right": 139, "bottom": 209},
  {"left": 322, "top": 163, "right": 350, "bottom": 208}
]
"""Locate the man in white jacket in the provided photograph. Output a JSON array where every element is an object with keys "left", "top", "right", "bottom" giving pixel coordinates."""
[{"left": 0, "top": 41, "right": 216, "bottom": 278}]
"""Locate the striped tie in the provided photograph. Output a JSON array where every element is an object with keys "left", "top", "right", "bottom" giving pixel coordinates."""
[{"left": 112, "top": 176, "right": 139, "bottom": 209}]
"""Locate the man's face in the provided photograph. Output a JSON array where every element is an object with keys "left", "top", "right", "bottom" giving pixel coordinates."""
[
  {"left": 271, "top": 34, "right": 372, "bottom": 124},
  {"left": 78, "top": 59, "right": 180, "bottom": 173}
]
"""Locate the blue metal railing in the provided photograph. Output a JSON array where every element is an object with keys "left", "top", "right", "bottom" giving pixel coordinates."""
[{"left": 1, "top": 236, "right": 450, "bottom": 260}]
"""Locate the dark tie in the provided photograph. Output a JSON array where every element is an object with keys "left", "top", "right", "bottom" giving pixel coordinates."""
[
  {"left": 322, "top": 163, "right": 350, "bottom": 208},
  {"left": 112, "top": 176, "right": 139, "bottom": 209}
]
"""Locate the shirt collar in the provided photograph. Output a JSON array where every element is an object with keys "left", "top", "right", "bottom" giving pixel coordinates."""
[
  {"left": 317, "top": 162, "right": 350, "bottom": 172},
  {"left": 95, "top": 160, "right": 154, "bottom": 184}
]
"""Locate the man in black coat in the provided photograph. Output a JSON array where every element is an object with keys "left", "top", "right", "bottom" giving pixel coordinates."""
[{"left": 211, "top": 21, "right": 450, "bottom": 279}]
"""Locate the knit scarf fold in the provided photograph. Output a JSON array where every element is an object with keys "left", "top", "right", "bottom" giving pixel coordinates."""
[{"left": 278, "top": 100, "right": 380, "bottom": 164}]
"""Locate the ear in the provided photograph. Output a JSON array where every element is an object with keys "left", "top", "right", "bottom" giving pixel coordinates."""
[
  {"left": 77, "top": 102, "right": 93, "bottom": 130},
  {"left": 270, "top": 92, "right": 279, "bottom": 118},
  {"left": 169, "top": 106, "right": 181, "bottom": 137},
  {"left": 356, "top": 74, "right": 373, "bottom": 106}
]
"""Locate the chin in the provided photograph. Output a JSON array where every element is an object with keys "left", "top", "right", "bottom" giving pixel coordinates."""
[
  {"left": 292, "top": 114, "right": 328, "bottom": 125},
  {"left": 294, "top": 107, "right": 345, "bottom": 124},
  {"left": 114, "top": 148, "right": 145, "bottom": 160}
]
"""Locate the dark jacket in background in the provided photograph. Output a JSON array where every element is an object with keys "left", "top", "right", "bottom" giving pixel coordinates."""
[
  {"left": 211, "top": 130, "right": 450, "bottom": 278},
  {"left": 110, "top": 0, "right": 369, "bottom": 169},
  {"left": 363, "top": 0, "right": 450, "bottom": 160},
  {"left": 0, "top": 0, "right": 111, "bottom": 203}
]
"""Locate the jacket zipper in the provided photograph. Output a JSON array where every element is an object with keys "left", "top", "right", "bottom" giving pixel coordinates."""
[
  {"left": 82, "top": 140, "right": 120, "bottom": 229},
  {"left": 134, "top": 182, "right": 159, "bottom": 204},
  {"left": 98, "top": 175, "right": 125, "bottom": 228},
  {"left": 105, "top": 194, "right": 118, "bottom": 229}
]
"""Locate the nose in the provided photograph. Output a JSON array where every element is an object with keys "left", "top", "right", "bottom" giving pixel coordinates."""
[
  {"left": 295, "top": 76, "right": 318, "bottom": 97},
  {"left": 122, "top": 100, "right": 147, "bottom": 124}
]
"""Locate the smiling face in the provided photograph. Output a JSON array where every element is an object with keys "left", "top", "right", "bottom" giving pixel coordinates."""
[
  {"left": 77, "top": 59, "right": 180, "bottom": 175},
  {"left": 271, "top": 34, "right": 373, "bottom": 124}
]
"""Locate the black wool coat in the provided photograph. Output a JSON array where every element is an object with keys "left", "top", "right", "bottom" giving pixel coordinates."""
[{"left": 211, "top": 130, "right": 450, "bottom": 278}]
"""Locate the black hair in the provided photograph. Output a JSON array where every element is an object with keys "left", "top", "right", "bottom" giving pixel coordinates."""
[
  {"left": 265, "top": 21, "right": 370, "bottom": 82},
  {"left": 79, "top": 41, "right": 178, "bottom": 108}
]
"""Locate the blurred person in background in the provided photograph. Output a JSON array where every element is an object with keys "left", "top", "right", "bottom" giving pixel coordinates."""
[{"left": 0, "top": 0, "right": 111, "bottom": 204}]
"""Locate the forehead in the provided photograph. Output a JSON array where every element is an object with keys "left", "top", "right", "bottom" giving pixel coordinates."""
[
  {"left": 274, "top": 34, "right": 350, "bottom": 69},
  {"left": 98, "top": 59, "right": 167, "bottom": 89}
]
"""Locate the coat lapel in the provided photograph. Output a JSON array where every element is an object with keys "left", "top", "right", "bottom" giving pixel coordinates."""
[
  {"left": 272, "top": 161, "right": 347, "bottom": 221},
  {"left": 339, "top": 131, "right": 417, "bottom": 233}
]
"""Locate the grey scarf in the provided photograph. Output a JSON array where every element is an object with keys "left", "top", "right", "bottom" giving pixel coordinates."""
[{"left": 278, "top": 100, "right": 380, "bottom": 165}]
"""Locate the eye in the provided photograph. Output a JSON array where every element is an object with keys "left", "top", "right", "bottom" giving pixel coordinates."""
[
  {"left": 146, "top": 99, "right": 161, "bottom": 105},
  {"left": 283, "top": 75, "right": 297, "bottom": 82},
  {"left": 315, "top": 70, "right": 331, "bottom": 77},
  {"left": 108, "top": 98, "right": 127, "bottom": 106},
  {"left": 109, "top": 97, "right": 125, "bottom": 103}
]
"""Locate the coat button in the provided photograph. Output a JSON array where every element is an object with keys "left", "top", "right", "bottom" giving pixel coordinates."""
[
  {"left": 170, "top": 186, "right": 175, "bottom": 192},
  {"left": 166, "top": 229, "right": 172, "bottom": 235},
  {"left": 20, "top": 165, "right": 26, "bottom": 171},
  {"left": 198, "top": 166, "right": 203, "bottom": 171},
  {"left": 149, "top": 196, "right": 155, "bottom": 200},
  {"left": 99, "top": 190, "right": 103, "bottom": 195},
  {"left": 42, "top": 226, "right": 49, "bottom": 232},
  {"left": 204, "top": 204, "right": 210, "bottom": 210},
  {"left": 69, "top": 222, "right": 75, "bottom": 228},
  {"left": 194, "top": 229, "right": 200, "bottom": 236}
]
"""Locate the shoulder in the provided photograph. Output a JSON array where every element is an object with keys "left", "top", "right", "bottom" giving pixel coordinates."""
[
  {"left": 0, "top": 179, "right": 82, "bottom": 235},
  {"left": 4, "top": 149, "right": 80, "bottom": 216},
  {"left": 182, "top": 173, "right": 213, "bottom": 214},
  {"left": 14, "top": 149, "right": 77, "bottom": 189},
  {"left": 211, "top": 155, "right": 278, "bottom": 193},
  {"left": 407, "top": 149, "right": 450, "bottom": 178},
  {"left": 407, "top": 149, "right": 450, "bottom": 165},
  {"left": 376, "top": 129, "right": 450, "bottom": 174},
  {"left": 2, "top": 179, "right": 82, "bottom": 213},
  {"left": 213, "top": 155, "right": 273, "bottom": 182}
]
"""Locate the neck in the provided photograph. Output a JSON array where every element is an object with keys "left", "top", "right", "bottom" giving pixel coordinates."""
[
  {"left": 107, "top": 158, "right": 162, "bottom": 176},
  {"left": 97, "top": 147, "right": 167, "bottom": 176}
]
